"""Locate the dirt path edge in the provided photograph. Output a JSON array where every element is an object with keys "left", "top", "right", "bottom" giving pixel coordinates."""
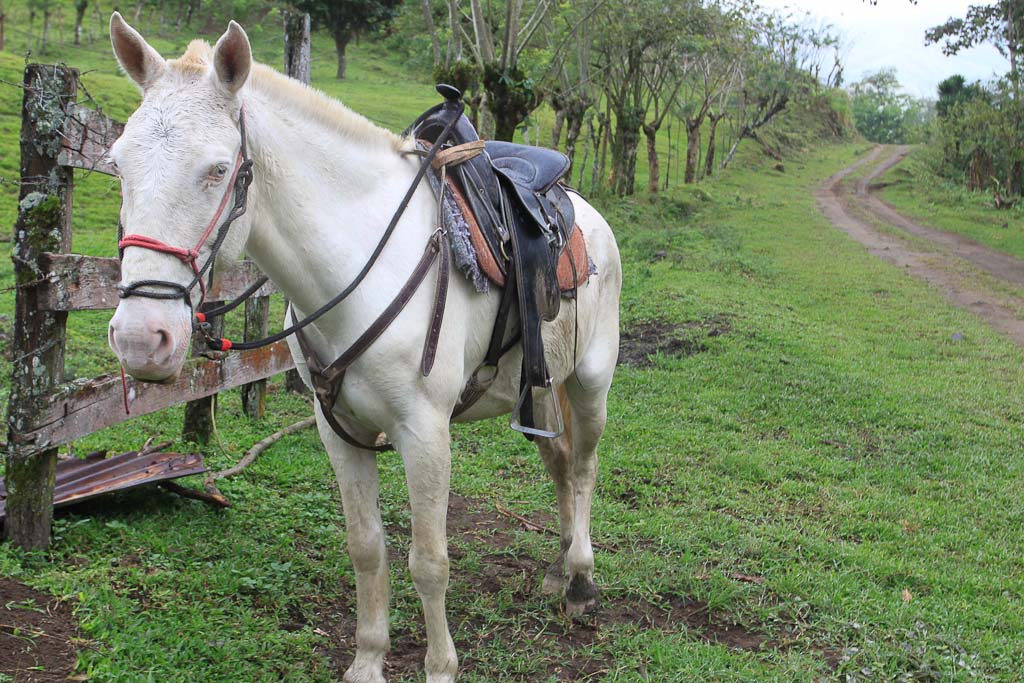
[{"left": 816, "top": 145, "right": 1024, "bottom": 346}]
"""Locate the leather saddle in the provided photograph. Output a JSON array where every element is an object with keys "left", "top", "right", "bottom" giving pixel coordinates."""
[{"left": 407, "top": 84, "right": 586, "bottom": 438}]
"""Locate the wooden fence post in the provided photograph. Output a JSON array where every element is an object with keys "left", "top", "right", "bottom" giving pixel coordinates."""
[
  {"left": 282, "top": 10, "right": 311, "bottom": 395},
  {"left": 240, "top": 296, "right": 270, "bottom": 419},
  {"left": 182, "top": 302, "right": 225, "bottom": 445},
  {"left": 4, "top": 64, "right": 77, "bottom": 551}
]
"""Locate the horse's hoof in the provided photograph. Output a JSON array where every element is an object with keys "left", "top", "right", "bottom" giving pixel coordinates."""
[{"left": 564, "top": 574, "right": 600, "bottom": 620}]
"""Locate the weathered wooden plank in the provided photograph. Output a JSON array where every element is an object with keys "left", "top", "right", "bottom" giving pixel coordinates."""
[
  {"left": 241, "top": 296, "right": 271, "bottom": 419},
  {"left": 11, "top": 342, "right": 296, "bottom": 453},
  {"left": 4, "top": 64, "right": 77, "bottom": 551},
  {"left": 37, "top": 253, "right": 278, "bottom": 311},
  {"left": 57, "top": 104, "right": 124, "bottom": 175},
  {"left": 182, "top": 303, "right": 225, "bottom": 446}
]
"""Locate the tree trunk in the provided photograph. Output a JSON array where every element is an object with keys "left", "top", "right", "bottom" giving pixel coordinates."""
[
  {"left": 1, "top": 0, "right": 5, "bottom": 52},
  {"left": 704, "top": 113, "right": 724, "bottom": 179},
  {"left": 284, "top": 11, "right": 312, "bottom": 85},
  {"left": 564, "top": 112, "right": 584, "bottom": 179},
  {"left": 610, "top": 105, "right": 643, "bottom": 196},
  {"left": 333, "top": 30, "right": 350, "bottom": 80},
  {"left": 134, "top": 0, "right": 144, "bottom": 24},
  {"left": 551, "top": 107, "right": 566, "bottom": 149},
  {"left": 422, "top": 0, "right": 442, "bottom": 66},
  {"left": 74, "top": 3, "right": 86, "bottom": 45},
  {"left": 644, "top": 123, "right": 659, "bottom": 193},
  {"left": 684, "top": 119, "right": 701, "bottom": 184},
  {"left": 493, "top": 114, "right": 518, "bottom": 142},
  {"left": 598, "top": 105, "right": 610, "bottom": 191},
  {"left": 186, "top": 0, "right": 197, "bottom": 27},
  {"left": 445, "top": 0, "right": 461, "bottom": 66},
  {"left": 41, "top": 10, "right": 50, "bottom": 54}
]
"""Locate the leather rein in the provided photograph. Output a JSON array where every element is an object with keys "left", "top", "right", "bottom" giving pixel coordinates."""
[{"left": 116, "top": 103, "right": 465, "bottom": 451}]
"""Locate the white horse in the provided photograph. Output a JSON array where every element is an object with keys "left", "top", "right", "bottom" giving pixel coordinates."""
[{"left": 106, "top": 14, "right": 621, "bottom": 682}]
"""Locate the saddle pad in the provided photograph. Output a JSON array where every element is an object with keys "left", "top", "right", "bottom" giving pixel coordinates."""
[{"left": 445, "top": 177, "right": 590, "bottom": 293}]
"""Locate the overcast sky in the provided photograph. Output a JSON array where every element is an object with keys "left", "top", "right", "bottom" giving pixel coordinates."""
[{"left": 755, "top": 0, "right": 1009, "bottom": 98}]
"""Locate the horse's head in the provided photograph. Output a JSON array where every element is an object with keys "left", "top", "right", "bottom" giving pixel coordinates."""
[{"left": 107, "top": 12, "right": 254, "bottom": 381}]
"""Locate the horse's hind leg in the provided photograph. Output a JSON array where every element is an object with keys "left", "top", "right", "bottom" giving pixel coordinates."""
[
  {"left": 536, "top": 392, "right": 575, "bottom": 597},
  {"left": 537, "top": 365, "right": 613, "bottom": 618}
]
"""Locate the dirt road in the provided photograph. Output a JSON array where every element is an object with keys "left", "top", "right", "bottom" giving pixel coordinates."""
[{"left": 817, "top": 146, "right": 1024, "bottom": 346}]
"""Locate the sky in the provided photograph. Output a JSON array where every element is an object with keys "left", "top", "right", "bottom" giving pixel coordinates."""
[{"left": 755, "top": 0, "right": 1009, "bottom": 98}]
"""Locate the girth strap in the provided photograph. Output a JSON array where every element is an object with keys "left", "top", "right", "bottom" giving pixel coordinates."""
[{"left": 294, "top": 232, "right": 449, "bottom": 452}]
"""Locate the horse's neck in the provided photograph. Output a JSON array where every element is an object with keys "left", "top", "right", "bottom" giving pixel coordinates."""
[{"left": 241, "top": 92, "right": 429, "bottom": 327}]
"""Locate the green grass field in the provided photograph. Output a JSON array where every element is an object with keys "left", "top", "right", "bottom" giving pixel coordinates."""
[{"left": 2, "top": 13, "right": 1024, "bottom": 683}]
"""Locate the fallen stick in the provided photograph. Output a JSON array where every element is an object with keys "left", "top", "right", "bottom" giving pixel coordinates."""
[
  {"left": 159, "top": 481, "right": 230, "bottom": 508},
  {"left": 138, "top": 439, "right": 173, "bottom": 456},
  {"left": 202, "top": 416, "right": 317, "bottom": 500}
]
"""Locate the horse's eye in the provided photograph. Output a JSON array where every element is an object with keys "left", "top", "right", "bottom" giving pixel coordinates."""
[{"left": 215, "top": 163, "right": 229, "bottom": 178}]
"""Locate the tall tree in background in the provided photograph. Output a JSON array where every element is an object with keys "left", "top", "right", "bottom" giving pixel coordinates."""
[
  {"left": 927, "top": 1, "right": 1024, "bottom": 194},
  {"left": 293, "top": 0, "right": 402, "bottom": 78},
  {"left": 593, "top": 0, "right": 694, "bottom": 196},
  {"left": 849, "top": 69, "right": 930, "bottom": 143}
]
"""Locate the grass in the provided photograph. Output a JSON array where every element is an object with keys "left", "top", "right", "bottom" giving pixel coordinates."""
[
  {"left": 1, "top": 11, "right": 1023, "bottom": 683},
  {"left": 876, "top": 146, "right": 1024, "bottom": 261}
]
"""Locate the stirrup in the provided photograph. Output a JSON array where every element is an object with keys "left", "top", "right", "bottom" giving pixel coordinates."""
[{"left": 510, "top": 379, "right": 564, "bottom": 439}]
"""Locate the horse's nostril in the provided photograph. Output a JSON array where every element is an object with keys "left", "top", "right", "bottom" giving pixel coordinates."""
[{"left": 152, "top": 328, "right": 174, "bottom": 361}]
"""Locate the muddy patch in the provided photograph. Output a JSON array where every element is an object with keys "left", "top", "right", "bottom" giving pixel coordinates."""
[
  {"left": 0, "top": 578, "right": 82, "bottom": 683},
  {"left": 313, "top": 493, "right": 827, "bottom": 681},
  {"left": 618, "top": 316, "right": 732, "bottom": 368}
]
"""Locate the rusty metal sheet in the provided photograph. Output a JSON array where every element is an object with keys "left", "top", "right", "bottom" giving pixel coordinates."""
[{"left": 0, "top": 450, "right": 207, "bottom": 520}]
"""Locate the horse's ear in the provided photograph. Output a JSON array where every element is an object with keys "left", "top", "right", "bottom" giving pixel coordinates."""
[
  {"left": 110, "top": 11, "right": 165, "bottom": 90},
  {"left": 212, "top": 21, "right": 252, "bottom": 96}
]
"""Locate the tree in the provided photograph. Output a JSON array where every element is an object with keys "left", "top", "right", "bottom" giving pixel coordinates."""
[
  {"left": 936, "top": 74, "right": 986, "bottom": 117},
  {"left": 927, "top": 2, "right": 1024, "bottom": 194},
  {"left": 849, "top": 69, "right": 929, "bottom": 143},
  {"left": 292, "top": 0, "right": 403, "bottom": 79},
  {"left": 593, "top": 0, "right": 695, "bottom": 195},
  {"left": 460, "top": 0, "right": 554, "bottom": 140}
]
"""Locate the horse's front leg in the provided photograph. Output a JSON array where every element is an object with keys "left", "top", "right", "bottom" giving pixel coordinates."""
[
  {"left": 394, "top": 417, "right": 458, "bottom": 683},
  {"left": 316, "top": 405, "right": 391, "bottom": 683}
]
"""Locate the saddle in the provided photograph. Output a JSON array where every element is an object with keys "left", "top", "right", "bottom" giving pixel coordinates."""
[{"left": 408, "top": 84, "right": 589, "bottom": 438}]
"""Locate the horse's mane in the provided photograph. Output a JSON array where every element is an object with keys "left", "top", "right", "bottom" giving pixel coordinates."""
[{"left": 170, "top": 39, "right": 410, "bottom": 152}]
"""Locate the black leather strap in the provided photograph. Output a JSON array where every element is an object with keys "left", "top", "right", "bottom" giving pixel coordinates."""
[
  {"left": 292, "top": 234, "right": 445, "bottom": 452},
  {"left": 421, "top": 232, "right": 450, "bottom": 376}
]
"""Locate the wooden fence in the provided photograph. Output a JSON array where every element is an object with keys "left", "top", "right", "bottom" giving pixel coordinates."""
[{"left": 3, "top": 64, "right": 294, "bottom": 551}]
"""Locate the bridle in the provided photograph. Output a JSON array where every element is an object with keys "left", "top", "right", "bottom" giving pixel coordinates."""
[
  {"left": 116, "top": 107, "right": 254, "bottom": 315},
  {"left": 113, "top": 97, "right": 466, "bottom": 443}
]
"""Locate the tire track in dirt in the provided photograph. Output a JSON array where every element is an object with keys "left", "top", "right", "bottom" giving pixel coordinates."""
[{"left": 816, "top": 145, "right": 1024, "bottom": 346}]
